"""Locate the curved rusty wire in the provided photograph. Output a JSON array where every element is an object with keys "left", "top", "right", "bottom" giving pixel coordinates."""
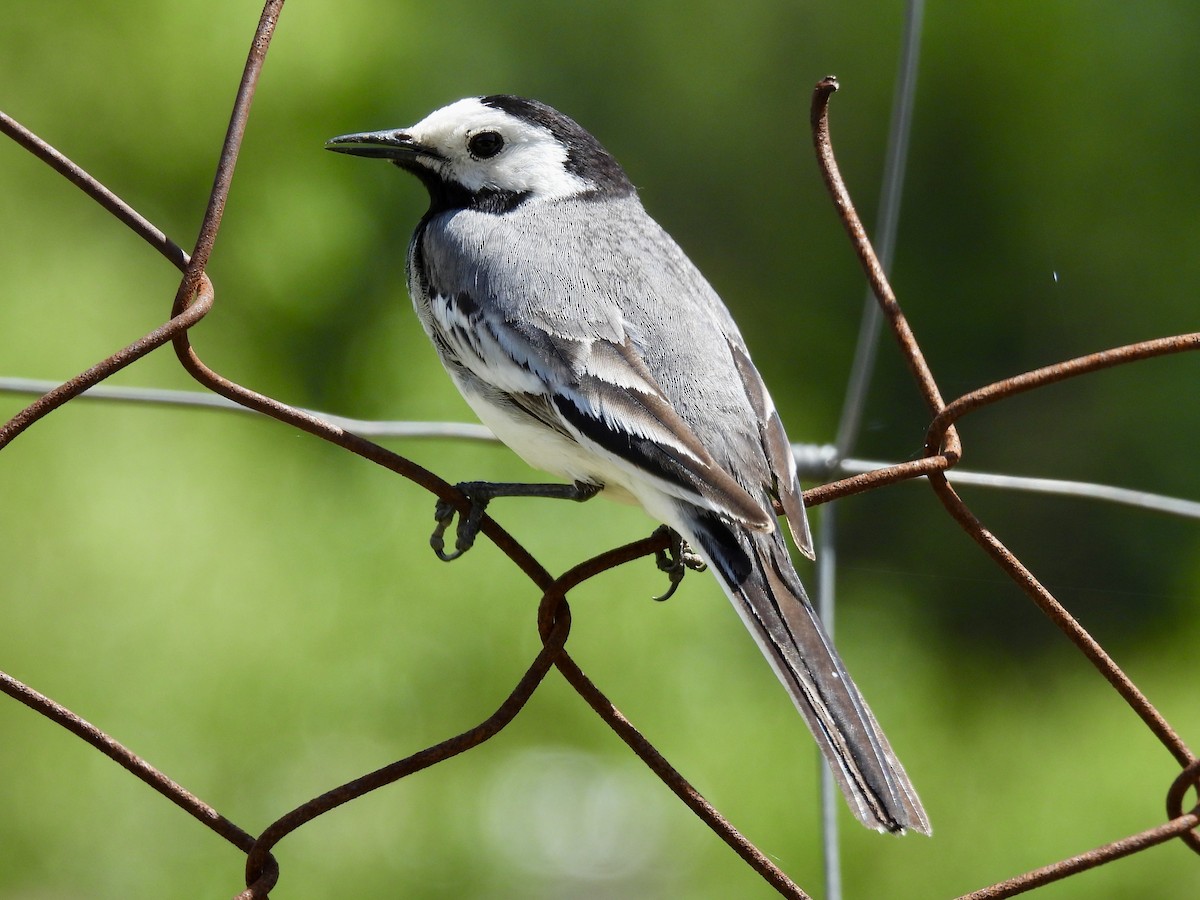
[
  {"left": 237, "top": 597, "right": 574, "bottom": 896},
  {"left": 810, "top": 74, "right": 1199, "bottom": 895}
]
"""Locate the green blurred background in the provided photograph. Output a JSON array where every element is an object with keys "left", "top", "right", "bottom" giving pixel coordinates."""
[{"left": 2, "top": 1, "right": 1198, "bottom": 897}]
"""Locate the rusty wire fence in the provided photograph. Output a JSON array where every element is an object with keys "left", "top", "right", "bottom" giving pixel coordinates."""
[{"left": 2, "top": 2, "right": 1199, "bottom": 897}]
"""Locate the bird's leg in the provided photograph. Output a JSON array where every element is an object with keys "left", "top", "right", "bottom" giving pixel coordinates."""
[
  {"left": 651, "top": 525, "right": 707, "bottom": 602},
  {"left": 431, "top": 480, "right": 601, "bottom": 561}
]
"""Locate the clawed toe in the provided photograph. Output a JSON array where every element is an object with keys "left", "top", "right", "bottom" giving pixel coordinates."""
[
  {"left": 427, "top": 479, "right": 602, "bottom": 563},
  {"left": 430, "top": 486, "right": 489, "bottom": 562},
  {"left": 651, "top": 525, "right": 707, "bottom": 601}
]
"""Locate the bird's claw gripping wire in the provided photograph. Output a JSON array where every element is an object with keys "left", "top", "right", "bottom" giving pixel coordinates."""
[
  {"left": 651, "top": 525, "right": 707, "bottom": 601},
  {"left": 431, "top": 483, "right": 489, "bottom": 561},
  {"left": 430, "top": 480, "right": 602, "bottom": 562}
]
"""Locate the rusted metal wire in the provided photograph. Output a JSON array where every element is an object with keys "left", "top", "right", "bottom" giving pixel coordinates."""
[
  {"left": 956, "top": 810, "right": 1200, "bottom": 900},
  {"left": 544, "top": 541, "right": 809, "bottom": 898},
  {"left": 811, "top": 77, "right": 958, "bottom": 458},
  {"left": 1168, "top": 758, "right": 1200, "bottom": 855},
  {"left": 811, "top": 77, "right": 1197, "bottom": 770},
  {"left": 237, "top": 592, "right": 575, "bottom": 898},
  {"left": 808, "top": 73, "right": 1200, "bottom": 897},
  {"left": 0, "top": 670, "right": 271, "bottom": 868},
  {"left": 0, "top": 4, "right": 1196, "bottom": 897}
]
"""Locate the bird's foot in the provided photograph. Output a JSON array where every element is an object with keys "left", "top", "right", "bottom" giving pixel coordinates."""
[
  {"left": 651, "top": 525, "right": 707, "bottom": 601},
  {"left": 431, "top": 482, "right": 492, "bottom": 561},
  {"left": 430, "top": 480, "right": 601, "bottom": 562}
]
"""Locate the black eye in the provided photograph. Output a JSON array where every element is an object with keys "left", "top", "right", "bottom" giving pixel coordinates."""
[{"left": 467, "top": 130, "right": 504, "bottom": 159}]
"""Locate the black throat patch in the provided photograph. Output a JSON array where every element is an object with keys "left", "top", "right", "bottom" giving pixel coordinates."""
[{"left": 397, "top": 158, "right": 531, "bottom": 217}]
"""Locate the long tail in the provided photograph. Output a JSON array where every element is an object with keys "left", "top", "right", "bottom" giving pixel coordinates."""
[{"left": 680, "top": 507, "right": 930, "bottom": 835}]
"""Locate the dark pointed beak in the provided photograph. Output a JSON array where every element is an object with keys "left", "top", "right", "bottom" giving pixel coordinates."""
[{"left": 324, "top": 129, "right": 442, "bottom": 162}]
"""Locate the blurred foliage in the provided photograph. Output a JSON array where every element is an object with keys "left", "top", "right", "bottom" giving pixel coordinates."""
[{"left": 1, "top": 1, "right": 1198, "bottom": 898}]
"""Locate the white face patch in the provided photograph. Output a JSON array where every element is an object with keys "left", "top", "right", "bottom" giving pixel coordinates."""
[{"left": 405, "top": 98, "right": 589, "bottom": 200}]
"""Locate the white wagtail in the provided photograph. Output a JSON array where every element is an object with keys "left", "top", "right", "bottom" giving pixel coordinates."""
[{"left": 327, "top": 95, "right": 929, "bottom": 835}]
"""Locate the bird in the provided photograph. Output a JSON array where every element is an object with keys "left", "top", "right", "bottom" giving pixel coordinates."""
[{"left": 326, "top": 95, "right": 930, "bottom": 835}]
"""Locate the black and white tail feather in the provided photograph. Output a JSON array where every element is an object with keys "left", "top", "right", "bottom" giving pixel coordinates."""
[
  {"left": 684, "top": 508, "right": 929, "bottom": 834},
  {"left": 327, "top": 94, "right": 930, "bottom": 835}
]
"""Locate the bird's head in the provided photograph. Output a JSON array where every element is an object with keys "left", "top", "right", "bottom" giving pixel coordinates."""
[{"left": 326, "top": 95, "right": 635, "bottom": 212}]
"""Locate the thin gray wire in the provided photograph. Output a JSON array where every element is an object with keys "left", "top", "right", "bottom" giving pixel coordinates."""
[
  {"left": 4, "top": 377, "right": 1197, "bottom": 520},
  {"left": 817, "top": 2, "right": 925, "bottom": 894},
  {"left": 846, "top": 456, "right": 1200, "bottom": 519},
  {"left": 0, "top": 376, "right": 495, "bottom": 441},
  {"left": 832, "top": 0, "right": 925, "bottom": 462}
]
